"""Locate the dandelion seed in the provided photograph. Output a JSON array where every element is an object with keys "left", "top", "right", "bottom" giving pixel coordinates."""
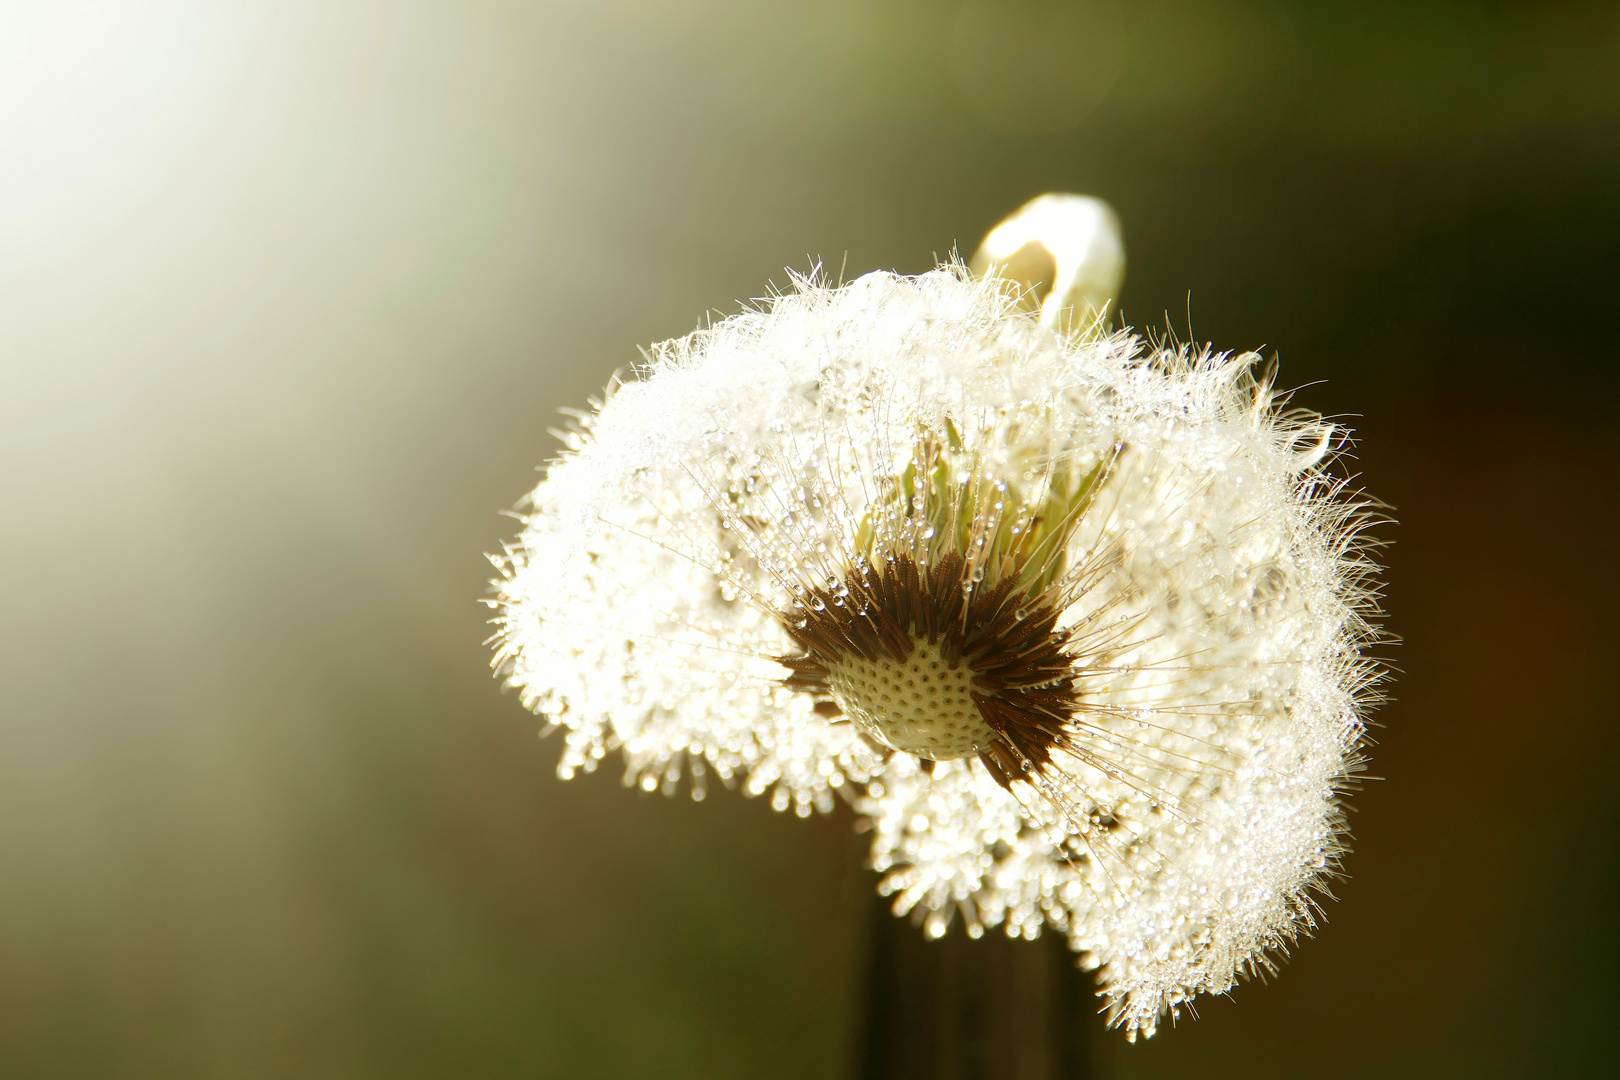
[{"left": 487, "top": 199, "right": 1384, "bottom": 1039}]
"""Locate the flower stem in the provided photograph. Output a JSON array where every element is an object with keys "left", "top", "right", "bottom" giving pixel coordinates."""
[{"left": 853, "top": 877, "right": 1099, "bottom": 1079}]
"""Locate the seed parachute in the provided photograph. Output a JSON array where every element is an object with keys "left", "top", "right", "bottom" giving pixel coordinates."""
[{"left": 489, "top": 263, "right": 1384, "bottom": 1038}]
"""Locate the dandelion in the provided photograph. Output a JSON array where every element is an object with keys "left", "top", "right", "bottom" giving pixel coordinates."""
[{"left": 488, "top": 196, "right": 1384, "bottom": 1039}]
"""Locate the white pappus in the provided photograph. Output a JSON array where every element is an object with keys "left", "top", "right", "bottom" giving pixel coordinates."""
[{"left": 488, "top": 255, "right": 1384, "bottom": 1039}]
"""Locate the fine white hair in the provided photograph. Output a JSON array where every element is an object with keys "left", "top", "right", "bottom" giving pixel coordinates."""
[{"left": 491, "top": 264, "right": 1384, "bottom": 1038}]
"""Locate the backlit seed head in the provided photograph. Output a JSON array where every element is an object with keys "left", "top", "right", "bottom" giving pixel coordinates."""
[{"left": 488, "top": 262, "right": 1385, "bottom": 1039}]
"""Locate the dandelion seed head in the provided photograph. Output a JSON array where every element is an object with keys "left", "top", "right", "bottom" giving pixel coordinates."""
[{"left": 489, "top": 261, "right": 1384, "bottom": 1039}]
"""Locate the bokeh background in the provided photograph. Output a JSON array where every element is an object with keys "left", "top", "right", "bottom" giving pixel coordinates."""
[{"left": 4, "top": 1, "right": 1618, "bottom": 1076}]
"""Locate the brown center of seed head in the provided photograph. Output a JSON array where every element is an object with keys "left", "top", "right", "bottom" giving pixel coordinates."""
[{"left": 777, "top": 551, "right": 1082, "bottom": 784}]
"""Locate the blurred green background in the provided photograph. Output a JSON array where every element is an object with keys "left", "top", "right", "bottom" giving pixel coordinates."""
[{"left": 3, "top": 1, "right": 1617, "bottom": 1076}]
